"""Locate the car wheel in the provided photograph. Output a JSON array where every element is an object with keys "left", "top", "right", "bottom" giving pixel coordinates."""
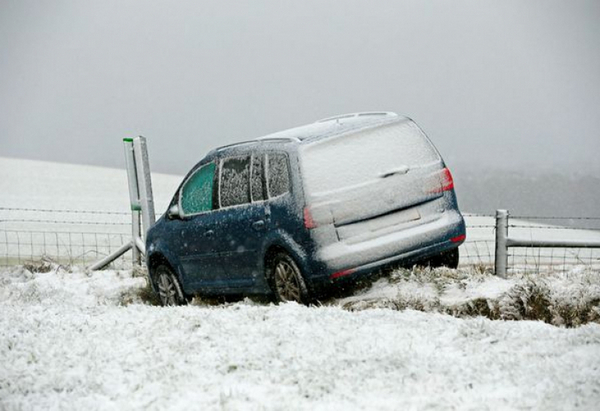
[
  {"left": 430, "top": 248, "right": 459, "bottom": 269},
  {"left": 270, "top": 253, "right": 309, "bottom": 304},
  {"left": 154, "top": 265, "right": 186, "bottom": 306}
]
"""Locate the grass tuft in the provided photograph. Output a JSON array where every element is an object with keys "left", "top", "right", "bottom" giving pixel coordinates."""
[
  {"left": 336, "top": 266, "right": 600, "bottom": 327},
  {"left": 22, "top": 256, "right": 62, "bottom": 273},
  {"left": 133, "top": 281, "right": 162, "bottom": 306}
]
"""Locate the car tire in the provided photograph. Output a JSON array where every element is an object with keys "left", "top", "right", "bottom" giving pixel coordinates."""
[
  {"left": 430, "top": 247, "right": 459, "bottom": 269},
  {"left": 154, "top": 264, "right": 187, "bottom": 306},
  {"left": 269, "top": 252, "right": 310, "bottom": 304}
]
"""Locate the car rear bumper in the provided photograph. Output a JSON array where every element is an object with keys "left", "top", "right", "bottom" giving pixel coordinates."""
[
  {"left": 317, "top": 210, "right": 464, "bottom": 269},
  {"left": 336, "top": 235, "right": 462, "bottom": 277},
  {"left": 307, "top": 232, "right": 464, "bottom": 293},
  {"left": 304, "top": 210, "right": 465, "bottom": 289}
]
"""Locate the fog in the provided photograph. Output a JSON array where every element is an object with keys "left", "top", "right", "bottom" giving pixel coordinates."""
[{"left": 1, "top": 1, "right": 599, "bottom": 216}]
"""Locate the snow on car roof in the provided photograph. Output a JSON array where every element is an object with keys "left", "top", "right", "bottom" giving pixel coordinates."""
[
  {"left": 256, "top": 111, "right": 408, "bottom": 143},
  {"left": 212, "top": 112, "right": 409, "bottom": 154}
]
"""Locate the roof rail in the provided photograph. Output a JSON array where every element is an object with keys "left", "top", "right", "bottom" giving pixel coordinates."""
[
  {"left": 214, "top": 140, "right": 258, "bottom": 152},
  {"left": 316, "top": 111, "right": 397, "bottom": 123},
  {"left": 215, "top": 136, "right": 298, "bottom": 152},
  {"left": 255, "top": 136, "right": 301, "bottom": 142}
]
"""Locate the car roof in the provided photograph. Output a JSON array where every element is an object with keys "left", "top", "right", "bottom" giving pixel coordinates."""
[
  {"left": 211, "top": 112, "right": 409, "bottom": 155},
  {"left": 257, "top": 112, "right": 405, "bottom": 142}
]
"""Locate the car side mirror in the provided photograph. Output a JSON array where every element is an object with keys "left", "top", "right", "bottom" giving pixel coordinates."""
[{"left": 167, "top": 204, "right": 181, "bottom": 219}]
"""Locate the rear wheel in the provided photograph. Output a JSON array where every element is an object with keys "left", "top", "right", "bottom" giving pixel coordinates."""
[
  {"left": 154, "top": 265, "right": 186, "bottom": 306},
  {"left": 269, "top": 253, "right": 309, "bottom": 304}
]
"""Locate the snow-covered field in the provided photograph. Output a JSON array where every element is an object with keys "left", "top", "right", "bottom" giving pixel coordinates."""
[
  {"left": 1, "top": 157, "right": 600, "bottom": 409},
  {"left": 0, "top": 157, "right": 181, "bottom": 214},
  {"left": 1, "top": 265, "right": 599, "bottom": 410}
]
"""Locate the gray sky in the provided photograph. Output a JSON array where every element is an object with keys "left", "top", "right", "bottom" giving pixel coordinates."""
[{"left": 1, "top": 0, "right": 599, "bottom": 176}]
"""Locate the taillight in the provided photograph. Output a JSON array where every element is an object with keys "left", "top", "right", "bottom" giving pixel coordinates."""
[
  {"left": 440, "top": 168, "right": 454, "bottom": 191},
  {"left": 451, "top": 234, "right": 466, "bottom": 243},
  {"left": 304, "top": 207, "right": 317, "bottom": 229},
  {"left": 430, "top": 167, "right": 454, "bottom": 193}
]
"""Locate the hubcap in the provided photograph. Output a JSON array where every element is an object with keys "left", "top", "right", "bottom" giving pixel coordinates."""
[
  {"left": 157, "top": 272, "right": 177, "bottom": 306},
  {"left": 274, "top": 260, "right": 301, "bottom": 302}
]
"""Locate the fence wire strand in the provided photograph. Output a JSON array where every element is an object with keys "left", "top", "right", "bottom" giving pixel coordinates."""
[
  {"left": 0, "top": 207, "right": 133, "bottom": 269},
  {"left": 0, "top": 207, "right": 129, "bottom": 215},
  {"left": 1, "top": 207, "right": 599, "bottom": 273},
  {"left": 0, "top": 219, "right": 130, "bottom": 226},
  {"left": 512, "top": 215, "right": 600, "bottom": 221}
]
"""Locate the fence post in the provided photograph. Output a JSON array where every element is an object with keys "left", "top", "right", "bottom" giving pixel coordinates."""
[
  {"left": 123, "top": 138, "right": 142, "bottom": 266},
  {"left": 495, "top": 209, "right": 508, "bottom": 278},
  {"left": 88, "top": 136, "right": 155, "bottom": 271},
  {"left": 131, "top": 211, "right": 141, "bottom": 266},
  {"left": 123, "top": 136, "right": 155, "bottom": 266},
  {"left": 132, "top": 137, "right": 156, "bottom": 236}
]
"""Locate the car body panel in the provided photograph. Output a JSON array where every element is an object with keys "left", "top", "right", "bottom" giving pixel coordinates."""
[{"left": 211, "top": 202, "right": 269, "bottom": 288}]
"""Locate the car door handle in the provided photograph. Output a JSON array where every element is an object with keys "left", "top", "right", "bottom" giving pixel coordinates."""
[
  {"left": 204, "top": 230, "right": 215, "bottom": 238},
  {"left": 252, "top": 220, "right": 266, "bottom": 231}
]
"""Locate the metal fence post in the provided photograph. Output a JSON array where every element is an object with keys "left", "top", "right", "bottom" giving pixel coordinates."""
[
  {"left": 123, "top": 138, "right": 142, "bottom": 266},
  {"left": 132, "top": 136, "right": 156, "bottom": 236},
  {"left": 131, "top": 211, "right": 141, "bottom": 266},
  {"left": 495, "top": 209, "right": 508, "bottom": 278},
  {"left": 88, "top": 136, "right": 155, "bottom": 271}
]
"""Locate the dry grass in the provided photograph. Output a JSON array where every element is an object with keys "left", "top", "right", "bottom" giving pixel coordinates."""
[
  {"left": 339, "top": 266, "right": 600, "bottom": 327},
  {"left": 128, "top": 280, "right": 161, "bottom": 306},
  {"left": 22, "top": 256, "right": 65, "bottom": 273}
]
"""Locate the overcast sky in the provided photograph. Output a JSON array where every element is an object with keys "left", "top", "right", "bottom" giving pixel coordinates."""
[{"left": 1, "top": 0, "right": 599, "bottom": 176}]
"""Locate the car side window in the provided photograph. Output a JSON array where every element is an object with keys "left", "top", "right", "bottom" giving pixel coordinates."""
[
  {"left": 267, "top": 153, "right": 290, "bottom": 198},
  {"left": 250, "top": 154, "right": 265, "bottom": 202},
  {"left": 180, "top": 162, "right": 216, "bottom": 215},
  {"left": 220, "top": 156, "right": 251, "bottom": 207}
]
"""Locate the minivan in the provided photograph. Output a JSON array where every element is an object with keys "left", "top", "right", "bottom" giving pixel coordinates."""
[{"left": 146, "top": 112, "right": 466, "bottom": 305}]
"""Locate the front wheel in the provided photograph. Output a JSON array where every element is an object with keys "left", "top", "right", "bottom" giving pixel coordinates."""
[
  {"left": 154, "top": 265, "right": 187, "bottom": 306},
  {"left": 269, "top": 253, "right": 309, "bottom": 304}
]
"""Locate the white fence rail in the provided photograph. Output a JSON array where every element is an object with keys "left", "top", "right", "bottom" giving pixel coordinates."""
[{"left": 494, "top": 209, "right": 600, "bottom": 277}]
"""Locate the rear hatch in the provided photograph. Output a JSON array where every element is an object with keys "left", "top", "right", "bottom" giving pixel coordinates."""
[{"left": 299, "top": 119, "right": 448, "bottom": 241}]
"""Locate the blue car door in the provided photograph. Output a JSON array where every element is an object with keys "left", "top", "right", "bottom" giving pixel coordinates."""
[
  {"left": 176, "top": 162, "right": 226, "bottom": 289},
  {"left": 211, "top": 154, "right": 268, "bottom": 289}
]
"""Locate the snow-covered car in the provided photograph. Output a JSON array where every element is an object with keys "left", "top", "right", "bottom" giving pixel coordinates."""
[{"left": 146, "top": 112, "right": 466, "bottom": 305}]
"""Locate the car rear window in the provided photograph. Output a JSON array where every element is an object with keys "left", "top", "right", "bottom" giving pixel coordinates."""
[
  {"left": 299, "top": 120, "right": 440, "bottom": 196},
  {"left": 267, "top": 153, "right": 290, "bottom": 198}
]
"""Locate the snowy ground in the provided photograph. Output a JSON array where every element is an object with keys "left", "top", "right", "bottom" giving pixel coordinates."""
[
  {"left": 2, "top": 157, "right": 600, "bottom": 409},
  {"left": 1, "top": 266, "right": 600, "bottom": 410}
]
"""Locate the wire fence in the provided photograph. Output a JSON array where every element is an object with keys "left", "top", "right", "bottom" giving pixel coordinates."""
[
  {"left": 460, "top": 213, "right": 600, "bottom": 274},
  {"left": 458, "top": 214, "right": 495, "bottom": 268},
  {"left": 507, "top": 247, "right": 600, "bottom": 274},
  {"left": 0, "top": 207, "right": 132, "bottom": 269},
  {"left": 1, "top": 207, "right": 599, "bottom": 274}
]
